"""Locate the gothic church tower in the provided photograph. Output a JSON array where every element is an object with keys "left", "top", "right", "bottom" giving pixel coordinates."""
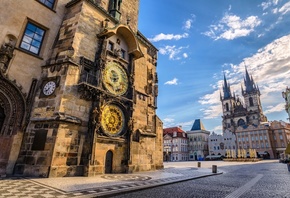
[
  {"left": 241, "top": 68, "right": 267, "bottom": 125},
  {"left": 221, "top": 69, "right": 267, "bottom": 132},
  {"left": 220, "top": 74, "right": 236, "bottom": 132}
]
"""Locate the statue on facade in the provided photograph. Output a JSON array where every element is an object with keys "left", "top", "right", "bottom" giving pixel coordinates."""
[{"left": 0, "top": 39, "right": 15, "bottom": 74}]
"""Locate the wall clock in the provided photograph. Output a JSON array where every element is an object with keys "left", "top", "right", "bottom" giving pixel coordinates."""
[
  {"left": 100, "top": 104, "right": 125, "bottom": 136},
  {"left": 43, "top": 81, "right": 56, "bottom": 96},
  {"left": 103, "top": 62, "right": 128, "bottom": 96}
]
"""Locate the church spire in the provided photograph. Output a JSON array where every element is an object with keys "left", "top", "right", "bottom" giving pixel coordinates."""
[
  {"left": 223, "top": 73, "right": 232, "bottom": 99},
  {"left": 244, "top": 67, "right": 257, "bottom": 94}
]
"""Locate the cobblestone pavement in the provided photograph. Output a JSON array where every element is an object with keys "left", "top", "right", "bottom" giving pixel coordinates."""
[
  {"left": 0, "top": 164, "right": 220, "bottom": 198},
  {"left": 109, "top": 160, "right": 290, "bottom": 198}
]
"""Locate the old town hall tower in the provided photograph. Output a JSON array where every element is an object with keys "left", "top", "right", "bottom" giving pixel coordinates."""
[
  {"left": 0, "top": 0, "right": 163, "bottom": 177},
  {"left": 220, "top": 68, "right": 267, "bottom": 132}
]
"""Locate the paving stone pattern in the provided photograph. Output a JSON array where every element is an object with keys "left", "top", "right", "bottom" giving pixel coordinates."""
[{"left": 0, "top": 167, "right": 215, "bottom": 198}]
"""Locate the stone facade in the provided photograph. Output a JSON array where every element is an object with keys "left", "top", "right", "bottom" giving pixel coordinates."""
[
  {"left": 208, "top": 130, "right": 236, "bottom": 157},
  {"left": 163, "top": 127, "right": 188, "bottom": 162},
  {"left": 0, "top": 0, "right": 163, "bottom": 177},
  {"left": 187, "top": 119, "right": 210, "bottom": 161},
  {"left": 235, "top": 121, "right": 290, "bottom": 159}
]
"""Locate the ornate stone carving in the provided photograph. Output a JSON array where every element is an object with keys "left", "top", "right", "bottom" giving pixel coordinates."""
[
  {"left": 0, "top": 76, "right": 26, "bottom": 136},
  {"left": 0, "top": 38, "right": 15, "bottom": 75}
]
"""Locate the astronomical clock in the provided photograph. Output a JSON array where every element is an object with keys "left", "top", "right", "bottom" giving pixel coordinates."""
[
  {"left": 100, "top": 104, "right": 126, "bottom": 136},
  {"left": 99, "top": 61, "right": 129, "bottom": 137},
  {"left": 102, "top": 62, "right": 128, "bottom": 96}
]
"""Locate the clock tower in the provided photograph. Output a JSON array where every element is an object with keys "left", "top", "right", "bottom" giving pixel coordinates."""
[{"left": 13, "top": 0, "right": 163, "bottom": 177}]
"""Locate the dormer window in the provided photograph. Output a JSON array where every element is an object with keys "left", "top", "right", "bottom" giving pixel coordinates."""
[{"left": 173, "top": 132, "right": 177, "bottom": 137}]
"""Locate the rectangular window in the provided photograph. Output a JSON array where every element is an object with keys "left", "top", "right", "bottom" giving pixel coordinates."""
[
  {"left": 121, "top": 49, "right": 126, "bottom": 59},
  {"left": 32, "top": 130, "right": 47, "bottom": 150},
  {"left": 108, "top": 41, "right": 114, "bottom": 51},
  {"left": 280, "top": 135, "right": 283, "bottom": 140},
  {"left": 20, "top": 22, "right": 45, "bottom": 55},
  {"left": 39, "top": 0, "right": 55, "bottom": 9}
]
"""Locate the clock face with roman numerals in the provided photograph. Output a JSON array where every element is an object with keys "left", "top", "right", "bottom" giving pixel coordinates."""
[
  {"left": 103, "top": 62, "right": 128, "bottom": 96},
  {"left": 100, "top": 104, "right": 125, "bottom": 136},
  {"left": 43, "top": 81, "right": 56, "bottom": 96}
]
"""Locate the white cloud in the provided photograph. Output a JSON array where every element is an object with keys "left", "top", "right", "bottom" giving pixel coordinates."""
[
  {"left": 211, "top": 125, "right": 223, "bottom": 134},
  {"left": 199, "top": 34, "right": 290, "bottom": 121},
  {"left": 264, "top": 103, "right": 285, "bottom": 114},
  {"left": 159, "top": 45, "right": 189, "bottom": 60},
  {"left": 261, "top": 1, "right": 272, "bottom": 10},
  {"left": 183, "top": 14, "right": 196, "bottom": 31},
  {"left": 163, "top": 117, "right": 176, "bottom": 128},
  {"left": 149, "top": 33, "right": 189, "bottom": 42},
  {"left": 203, "top": 14, "right": 261, "bottom": 40},
  {"left": 261, "top": 0, "right": 279, "bottom": 11},
  {"left": 184, "top": 19, "right": 193, "bottom": 30},
  {"left": 176, "top": 120, "right": 195, "bottom": 129},
  {"left": 164, "top": 78, "right": 178, "bottom": 85},
  {"left": 279, "top": 1, "right": 290, "bottom": 15},
  {"left": 183, "top": 53, "right": 188, "bottom": 58}
]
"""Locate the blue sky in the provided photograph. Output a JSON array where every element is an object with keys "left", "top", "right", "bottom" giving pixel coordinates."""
[{"left": 138, "top": 0, "right": 290, "bottom": 134}]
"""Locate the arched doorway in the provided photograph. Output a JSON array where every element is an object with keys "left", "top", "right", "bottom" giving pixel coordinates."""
[
  {"left": 105, "top": 150, "right": 113, "bottom": 173},
  {"left": 0, "top": 106, "right": 5, "bottom": 131},
  {"left": 0, "top": 76, "right": 26, "bottom": 175}
]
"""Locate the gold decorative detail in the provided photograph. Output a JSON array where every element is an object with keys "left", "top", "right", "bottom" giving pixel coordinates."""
[
  {"left": 101, "top": 104, "right": 125, "bottom": 136},
  {"left": 103, "top": 62, "right": 128, "bottom": 96}
]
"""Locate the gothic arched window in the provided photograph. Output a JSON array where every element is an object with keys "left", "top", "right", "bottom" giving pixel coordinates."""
[
  {"left": 249, "top": 97, "right": 254, "bottom": 106},
  {"left": 237, "top": 119, "right": 245, "bottom": 126},
  {"left": 225, "top": 103, "right": 229, "bottom": 111}
]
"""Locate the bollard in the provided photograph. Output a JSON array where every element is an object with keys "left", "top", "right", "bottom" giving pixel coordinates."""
[
  {"left": 212, "top": 165, "right": 217, "bottom": 173},
  {"left": 197, "top": 162, "right": 201, "bottom": 168}
]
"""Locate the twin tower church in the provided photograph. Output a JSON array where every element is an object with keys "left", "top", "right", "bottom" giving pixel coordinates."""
[{"left": 220, "top": 68, "right": 268, "bottom": 132}]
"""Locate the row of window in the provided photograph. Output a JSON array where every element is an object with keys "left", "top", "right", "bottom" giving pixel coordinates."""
[
  {"left": 239, "top": 143, "right": 270, "bottom": 149},
  {"left": 171, "top": 132, "right": 186, "bottom": 137},
  {"left": 238, "top": 130, "right": 267, "bottom": 135},
  {"left": 211, "top": 145, "right": 236, "bottom": 150},
  {"left": 108, "top": 41, "right": 126, "bottom": 59}
]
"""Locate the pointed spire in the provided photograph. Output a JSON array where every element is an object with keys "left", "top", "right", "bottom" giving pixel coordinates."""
[
  {"left": 244, "top": 66, "right": 257, "bottom": 93},
  {"left": 222, "top": 73, "right": 232, "bottom": 99}
]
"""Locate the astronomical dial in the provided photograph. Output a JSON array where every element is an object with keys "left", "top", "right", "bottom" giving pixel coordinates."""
[
  {"left": 103, "top": 62, "right": 128, "bottom": 96},
  {"left": 100, "top": 104, "right": 125, "bottom": 136}
]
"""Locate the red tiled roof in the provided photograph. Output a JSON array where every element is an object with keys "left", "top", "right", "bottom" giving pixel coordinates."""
[
  {"left": 163, "top": 127, "right": 188, "bottom": 139},
  {"left": 163, "top": 127, "right": 184, "bottom": 134}
]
